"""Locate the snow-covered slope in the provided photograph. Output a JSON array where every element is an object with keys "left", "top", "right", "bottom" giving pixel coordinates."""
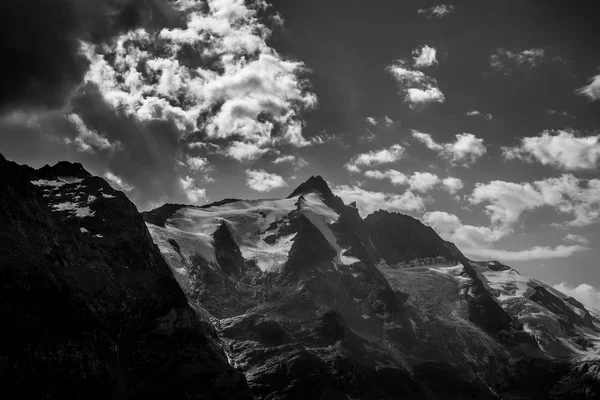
[{"left": 472, "top": 260, "right": 600, "bottom": 360}]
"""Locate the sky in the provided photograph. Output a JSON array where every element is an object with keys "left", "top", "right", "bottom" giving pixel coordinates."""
[{"left": 0, "top": 0, "right": 599, "bottom": 308}]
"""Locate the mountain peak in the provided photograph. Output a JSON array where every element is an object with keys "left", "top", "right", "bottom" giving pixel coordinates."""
[
  {"left": 37, "top": 160, "right": 92, "bottom": 180},
  {"left": 287, "top": 175, "right": 334, "bottom": 200}
]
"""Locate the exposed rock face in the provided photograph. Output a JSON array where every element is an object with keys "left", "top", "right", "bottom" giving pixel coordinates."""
[
  {"left": 142, "top": 174, "right": 600, "bottom": 399},
  {"left": 0, "top": 154, "right": 252, "bottom": 399}
]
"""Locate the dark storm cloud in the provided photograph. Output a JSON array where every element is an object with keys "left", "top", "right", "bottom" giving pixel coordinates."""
[
  {"left": 69, "top": 84, "right": 192, "bottom": 210},
  {"left": 0, "top": 0, "right": 180, "bottom": 114}
]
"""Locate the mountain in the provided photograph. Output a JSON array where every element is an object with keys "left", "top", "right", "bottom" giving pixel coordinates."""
[
  {"left": 0, "top": 154, "right": 253, "bottom": 399},
  {"left": 143, "top": 174, "right": 600, "bottom": 399},
  {"left": 1, "top": 155, "right": 599, "bottom": 400}
]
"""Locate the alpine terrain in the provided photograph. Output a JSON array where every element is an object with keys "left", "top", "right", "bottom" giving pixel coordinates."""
[{"left": 2, "top": 154, "right": 599, "bottom": 399}]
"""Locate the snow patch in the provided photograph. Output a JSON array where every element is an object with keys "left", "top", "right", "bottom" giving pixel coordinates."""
[
  {"left": 299, "top": 193, "right": 360, "bottom": 266},
  {"left": 80, "top": 227, "right": 89, "bottom": 233},
  {"left": 31, "top": 179, "right": 65, "bottom": 187},
  {"left": 52, "top": 202, "right": 95, "bottom": 218}
]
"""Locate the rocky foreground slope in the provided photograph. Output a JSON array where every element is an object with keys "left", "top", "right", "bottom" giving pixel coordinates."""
[
  {"left": 0, "top": 154, "right": 252, "bottom": 399},
  {"left": 1, "top": 155, "right": 599, "bottom": 399}
]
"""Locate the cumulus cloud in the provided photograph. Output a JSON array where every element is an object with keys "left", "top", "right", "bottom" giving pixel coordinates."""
[
  {"left": 183, "top": 155, "right": 209, "bottom": 172},
  {"left": 412, "top": 130, "right": 486, "bottom": 166},
  {"left": 412, "top": 45, "right": 438, "bottom": 68},
  {"left": 502, "top": 129, "right": 600, "bottom": 171},
  {"left": 465, "top": 110, "right": 493, "bottom": 120},
  {"left": 387, "top": 56, "right": 445, "bottom": 107},
  {"left": 564, "top": 233, "right": 589, "bottom": 244},
  {"left": 65, "top": 114, "right": 120, "bottom": 153},
  {"left": 333, "top": 185, "right": 426, "bottom": 217},
  {"left": 423, "top": 210, "right": 587, "bottom": 261},
  {"left": 366, "top": 117, "right": 378, "bottom": 126},
  {"left": 576, "top": 70, "right": 600, "bottom": 101},
  {"left": 245, "top": 169, "right": 287, "bottom": 192},
  {"left": 470, "top": 174, "right": 600, "bottom": 228},
  {"left": 344, "top": 144, "right": 405, "bottom": 172},
  {"left": 442, "top": 177, "right": 464, "bottom": 194},
  {"left": 384, "top": 116, "right": 394, "bottom": 127},
  {"left": 0, "top": 0, "right": 160, "bottom": 115},
  {"left": 364, "top": 169, "right": 463, "bottom": 195},
  {"left": 408, "top": 172, "right": 441, "bottom": 193},
  {"left": 81, "top": 0, "right": 318, "bottom": 160},
  {"left": 104, "top": 171, "right": 134, "bottom": 192},
  {"left": 553, "top": 282, "right": 600, "bottom": 312},
  {"left": 180, "top": 175, "right": 207, "bottom": 204},
  {"left": 417, "top": 5, "right": 455, "bottom": 18}
]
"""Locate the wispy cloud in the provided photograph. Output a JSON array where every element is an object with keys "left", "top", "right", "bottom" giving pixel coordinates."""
[
  {"left": 576, "top": 69, "right": 600, "bottom": 101},
  {"left": 465, "top": 110, "right": 493, "bottom": 120},
  {"left": 488, "top": 47, "right": 564, "bottom": 74},
  {"left": 417, "top": 5, "right": 455, "bottom": 18}
]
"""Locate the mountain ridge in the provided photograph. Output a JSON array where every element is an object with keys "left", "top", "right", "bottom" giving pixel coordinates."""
[{"left": 1, "top": 154, "right": 599, "bottom": 399}]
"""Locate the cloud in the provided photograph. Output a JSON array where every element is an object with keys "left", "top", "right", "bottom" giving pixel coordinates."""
[
  {"left": 366, "top": 117, "right": 378, "bottom": 126},
  {"left": 226, "top": 141, "right": 270, "bottom": 161},
  {"left": 465, "top": 110, "right": 493, "bottom": 120},
  {"left": 272, "top": 154, "right": 308, "bottom": 169},
  {"left": 183, "top": 155, "right": 209, "bottom": 172},
  {"left": 408, "top": 172, "right": 441, "bottom": 193},
  {"left": 81, "top": 0, "right": 318, "bottom": 159},
  {"left": 553, "top": 282, "right": 600, "bottom": 312},
  {"left": 442, "top": 177, "right": 464, "bottom": 194},
  {"left": 384, "top": 116, "right": 394, "bottom": 127},
  {"left": 502, "top": 129, "right": 600, "bottom": 171},
  {"left": 547, "top": 109, "right": 573, "bottom": 118},
  {"left": 423, "top": 211, "right": 587, "bottom": 261},
  {"left": 488, "top": 48, "right": 548, "bottom": 73},
  {"left": 65, "top": 113, "right": 120, "bottom": 153},
  {"left": 180, "top": 175, "right": 207, "bottom": 204},
  {"left": 412, "top": 45, "right": 438, "bottom": 68},
  {"left": 344, "top": 144, "right": 405, "bottom": 172},
  {"left": 576, "top": 70, "right": 600, "bottom": 101},
  {"left": 412, "top": 130, "right": 486, "bottom": 166},
  {"left": 466, "top": 245, "right": 588, "bottom": 261},
  {"left": 104, "top": 171, "right": 134, "bottom": 192},
  {"left": 470, "top": 174, "right": 600, "bottom": 228},
  {"left": 0, "top": 0, "right": 159, "bottom": 115},
  {"left": 364, "top": 169, "right": 464, "bottom": 195},
  {"left": 417, "top": 5, "right": 455, "bottom": 18},
  {"left": 564, "top": 234, "right": 589, "bottom": 244},
  {"left": 333, "top": 185, "right": 426, "bottom": 217},
  {"left": 245, "top": 169, "right": 287, "bottom": 192},
  {"left": 364, "top": 169, "right": 408, "bottom": 186},
  {"left": 387, "top": 59, "right": 445, "bottom": 107}
]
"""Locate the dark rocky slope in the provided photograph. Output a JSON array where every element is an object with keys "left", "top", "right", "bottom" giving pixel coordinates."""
[{"left": 0, "top": 154, "right": 252, "bottom": 399}]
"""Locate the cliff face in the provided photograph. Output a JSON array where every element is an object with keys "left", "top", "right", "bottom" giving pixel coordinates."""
[{"left": 0, "top": 154, "right": 252, "bottom": 399}]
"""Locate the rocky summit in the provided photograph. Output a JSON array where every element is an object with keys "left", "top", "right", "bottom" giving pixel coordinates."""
[{"left": 2, "top": 155, "right": 599, "bottom": 399}]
